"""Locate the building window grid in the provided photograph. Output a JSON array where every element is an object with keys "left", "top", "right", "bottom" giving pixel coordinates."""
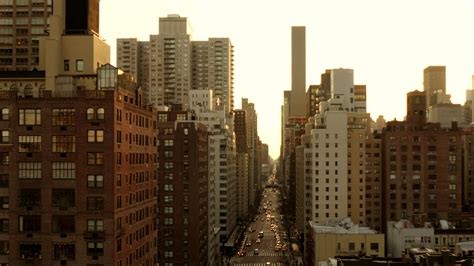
[
  {"left": 52, "top": 135, "right": 75, "bottom": 152},
  {"left": 19, "top": 109, "right": 41, "bottom": 125},
  {"left": 18, "top": 162, "right": 41, "bottom": 179},
  {"left": 18, "top": 135, "right": 41, "bottom": 152}
]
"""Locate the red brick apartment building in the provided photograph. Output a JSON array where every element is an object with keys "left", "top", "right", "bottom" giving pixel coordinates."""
[
  {"left": 0, "top": 65, "right": 157, "bottom": 265},
  {"left": 382, "top": 90, "right": 463, "bottom": 229},
  {"left": 156, "top": 106, "right": 208, "bottom": 266}
]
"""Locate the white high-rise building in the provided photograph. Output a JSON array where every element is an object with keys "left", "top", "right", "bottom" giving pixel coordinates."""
[{"left": 189, "top": 90, "right": 237, "bottom": 265}]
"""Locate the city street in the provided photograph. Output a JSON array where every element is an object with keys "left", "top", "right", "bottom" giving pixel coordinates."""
[{"left": 231, "top": 177, "right": 290, "bottom": 266}]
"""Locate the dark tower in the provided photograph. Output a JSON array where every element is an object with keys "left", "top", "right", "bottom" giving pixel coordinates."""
[{"left": 65, "top": 0, "right": 100, "bottom": 34}]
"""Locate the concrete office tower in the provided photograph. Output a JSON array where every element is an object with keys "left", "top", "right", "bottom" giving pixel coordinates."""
[
  {"left": 242, "top": 98, "right": 259, "bottom": 209},
  {"left": 234, "top": 110, "right": 249, "bottom": 220},
  {"left": 424, "top": 66, "right": 446, "bottom": 108},
  {"left": 192, "top": 38, "right": 234, "bottom": 113},
  {"left": 148, "top": 15, "right": 192, "bottom": 107},
  {"left": 0, "top": 0, "right": 52, "bottom": 71},
  {"left": 188, "top": 90, "right": 237, "bottom": 263},
  {"left": 290, "top": 26, "right": 306, "bottom": 117},
  {"left": 280, "top": 90, "right": 291, "bottom": 185},
  {"left": 382, "top": 91, "right": 463, "bottom": 229},
  {"left": 156, "top": 107, "right": 209, "bottom": 266}
]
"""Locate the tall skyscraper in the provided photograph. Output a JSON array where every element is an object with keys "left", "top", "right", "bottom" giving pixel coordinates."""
[
  {"left": 192, "top": 38, "right": 234, "bottom": 113},
  {"left": 290, "top": 26, "right": 306, "bottom": 117},
  {"left": 148, "top": 15, "right": 192, "bottom": 107},
  {"left": 0, "top": 0, "right": 52, "bottom": 71},
  {"left": 242, "top": 98, "right": 259, "bottom": 208},
  {"left": 424, "top": 66, "right": 446, "bottom": 108}
]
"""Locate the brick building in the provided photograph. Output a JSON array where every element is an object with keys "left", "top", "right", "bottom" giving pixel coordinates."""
[{"left": 156, "top": 106, "right": 208, "bottom": 265}]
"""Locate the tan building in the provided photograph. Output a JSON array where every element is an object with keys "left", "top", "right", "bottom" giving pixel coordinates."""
[
  {"left": 424, "top": 66, "right": 446, "bottom": 109},
  {"left": 234, "top": 110, "right": 249, "bottom": 220},
  {"left": 192, "top": 38, "right": 234, "bottom": 114},
  {"left": 0, "top": 0, "right": 52, "bottom": 71},
  {"left": 242, "top": 98, "right": 259, "bottom": 208},
  {"left": 305, "top": 221, "right": 384, "bottom": 266},
  {"left": 290, "top": 26, "right": 306, "bottom": 117}
]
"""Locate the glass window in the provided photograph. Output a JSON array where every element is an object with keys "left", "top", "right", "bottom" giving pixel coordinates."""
[
  {"left": 86, "top": 108, "right": 94, "bottom": 120},
  {"left": 76, "top": 60, "right": 84, "bottom": 72},
  {"left": 52, "top": 135, "right": 75, "bottom": 152},
  {"left": 0, "top": 131, "right": 8, "bottom": 143},
  {"left": 52, "top": 109, "right": 75, "bottom": 126},
  {"left": 52, "top": 243, "right": 75, "bottom": 261},
  {"left": 18, "top": 136, "right": 41, "bottom": 152},
  {"left": 52, "top": 189, "right": 75, "bottom": 207},
  {"left": 18, "top": 162, "right": 41, "bottom": 179},
  {"left": 96, "top": 108, "right": 105, "bottom": 120},
  {"left": 1, "top": 108, "right": 8, "bottom": 120},
  {"left": 87, "top": 130, "right": 104, "bottom": 143},
  {"left": 87, "top": 175, "right": 103, "bottom": 188},
  {"left": 64, "top": 60, "right": 69, "bottom": 71},
  {"left": 19, "top": 109, "right": 41, "bottom": 125},
  {"left": 87, "top": 197, "right": 104, "bottom": 210},
  {"left": 52, "top": 162, "right": 75, "bottom": 179},
  {"left": 87, "top": 242, "right": 104, "bottom": 256},
  {"left": 87, "top": 220, "right": 104, "bottom": 232},
  {"left": 87, "top": 153, "right": 104, "bottom": 165}
]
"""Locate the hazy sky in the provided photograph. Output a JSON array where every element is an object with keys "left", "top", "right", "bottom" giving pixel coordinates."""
[{"left": 101, "top": 0, "right": 474, "bottom": 159}]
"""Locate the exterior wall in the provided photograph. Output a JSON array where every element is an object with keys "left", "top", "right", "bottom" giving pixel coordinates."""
[
  {"left": 117, "top": 38, "right": 139, "bottom": 80},
  {"left": 330, "top": 69, "right": 355, "bottom": 112},
  {"left": 309, "top": 111, "right": 348, "bottom": 224},
  {"left": 427, "top": 104, "right": 464, "bottom": 128},
  {"left": 386, "top": 221, "right": 434, "bottom": 257},
  {"left": 382, "top": 121, "right": 463, "bottom": 226},
  {"left": 236, "top": 153, "right": 249, "bottom": 220},
  {"left": 365, "top": 136, "right": 382, "bottom": 231},
  {"left": 312, "top": 232, "right": 384, "bottom": 264},
  {"left": 463, "top": 128, "right": 474, "bottom": 211}
]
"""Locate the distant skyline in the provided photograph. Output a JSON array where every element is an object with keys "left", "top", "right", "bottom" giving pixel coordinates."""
[{"left": 101, "top": 0, "right": 474, "bottom": 159}]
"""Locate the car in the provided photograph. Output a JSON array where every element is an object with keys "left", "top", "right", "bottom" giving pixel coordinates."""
[
  {"left": 256, "top": 238, "right": 261, "bottom": 244},
  {"left": 254, "top": 248, "right": 259, "bottom": 255},
  {"left": 246, "top": 241, "right": 251, "bottom": 247},
  {"left": 274, "top": 246, "right": 281, "bottom": 252}
]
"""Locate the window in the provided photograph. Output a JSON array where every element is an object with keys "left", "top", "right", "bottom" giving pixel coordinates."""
[
  {"left": 164, "top": 139, "right": 173, "bottom": 146},
  {"left": 52, "top": 216, "right": 75, "bottom": 233},
  {"left": 0, "top": 241, "right": 8, "bottom": 255},
  {"left": 1, "top": 108, "right": 8, "bottom": 120},
  {"left": 164, "top": 251, "right": 173, "bottom": 258},
  {"left": 87, "top": 130, "right": 104, "bottom": 143},
  {"left": 18, "top": 215, "right": 41, "bottom": 232},
  {"left": 164, "top": 184, "right": 173, "bottom": 191},
  {"left": 87, "top": 220, "right": 104, "bottom": 232},
  {"left": 164, "top": 195, "right": 173, "bottom": 203},
  {"left": 19, "top": 243, "right": 41, "bottom": 259},
  {"left": 164, "top": 207, "right": 173, "bottom": 214},
  {"left": 87, "top": 242, "right": 104, "bottom": 256},
  {"left": 76, "top": 60, "right": 84, "bottom": 72},
  {"left": 19, "top": 109, "right": 41, "bottom": 125},
  {"left": 18, "top": 162, "right": 41, "bottom": 179},
  {"left": 370, "top": 243, "right": 379, "bottom": 251},
  {"left": 52, "top": 109, "right": 75, "bottom": 126},
  {"left": 64, "top": 60, "right": 70, "bottom": 71},
  {"left": 18, "top": 136, "right": 41, "bottom": 153},
  {"left": 164, "top": 218, "right": 173, "bottom": 225},
  {"left": 87, "top": 197, "right": 104, "bottom": 210},
  {"left": 97, "top": 108, "right": 105, "bottom": 119},
  {"left": 349, "top": 242, "right": 355, "bottom": 251},
  {"left": 88, "top": 175, "right": 103, "bottom": 188},
  {"left": 0, "top": 219, "right": 8, "bottom": 232},
  {"left": 0, "top": 197, "right": 7, "bottom": 210},
  {"left": 87, "top": 108, "right": 94, "bottom": 120},
  {"left": 0, "top": 130, "right": 9, "bottom": 143},
  {"left": 52, "top": 136, "right": 75, "bottom": 152},
  {"left": 53, "top": 243, "right": 75, "bottom": 260},
  {"left": 52, "top": 189, "right": 75, "bottom": 208},
  {"left": 18, "top": 189, "right": 40, "bottom": 209},
  {"left": 52, "top": 162, "right": 75, "bottom": 179},
  {"left": 87, "top": 152, "right": 104, "bottom": 165}
]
